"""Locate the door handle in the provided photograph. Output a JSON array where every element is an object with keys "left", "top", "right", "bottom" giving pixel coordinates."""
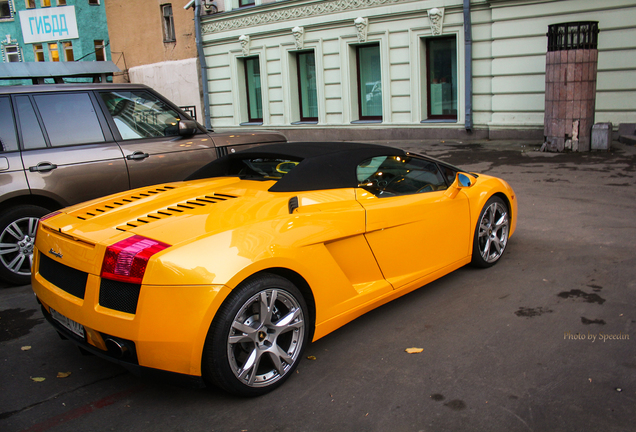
[
  {"left": 29, "top": 162, "right": 58, "bottom": 173},
  {"left": 126, "top": 151, "right": 150, "bottom": 161}
]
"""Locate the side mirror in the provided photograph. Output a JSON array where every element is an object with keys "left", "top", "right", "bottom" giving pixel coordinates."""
[
  {"left": 457, "top": 172, "right": 475, "bottom": 188},
  {"left": 445, "top": 172, "right": 476, "bottom": 199},
  {"left": 178, "top": 120, "right": 199, "bottom": 136}
]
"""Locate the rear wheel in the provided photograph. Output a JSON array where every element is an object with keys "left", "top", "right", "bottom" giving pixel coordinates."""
[
  {"left": 202, "top": 273, "right": 309, "bottom": 397},
  {"left": 0, "top": 205, "right": 49, "bottom": 285},
  {"left": 471, "top": 196, "right": 510, "bottom": 268}
]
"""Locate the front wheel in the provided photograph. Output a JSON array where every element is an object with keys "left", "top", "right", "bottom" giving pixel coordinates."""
[
  {"left": 0, "top": 205, "right": 49, "bottom": 285},
  {"left": 202, "top": 273, "right": 309, "bottom": 397},
  {"left": 471, "top": 196, "right": 510, "bottom": 268}
]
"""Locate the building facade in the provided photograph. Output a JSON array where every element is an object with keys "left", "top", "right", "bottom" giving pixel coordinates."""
[
  {"left": 0, "top": 0, "right": 111, "bottom": 83},
  {"left": 104, "top": 0, "right": 205, "bottom": 121},
  {"left": 200, "top": 0, "right": 636, "bottom": 141}
]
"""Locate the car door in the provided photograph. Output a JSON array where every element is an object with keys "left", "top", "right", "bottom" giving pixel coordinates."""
[
  {"left": 355, "top": 154, "right": 471, "bottom": 289},
  {"left": 0, "top": 96, "right": 28, "bottom": 203},
  {"left": 96, "top": 89, "right": 217, "bottom": 189},
  {"left": 16, "top": 92, "right": 129, "bottom": 207}
]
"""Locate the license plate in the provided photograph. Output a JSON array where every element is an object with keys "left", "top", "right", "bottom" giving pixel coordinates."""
[{"left": 50, "top": 308, "right": 85, "bottom": 339}]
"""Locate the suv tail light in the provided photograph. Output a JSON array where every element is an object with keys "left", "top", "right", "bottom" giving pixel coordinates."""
[{"left": 101, "top": 235, "right": 170, "bottom": 284}]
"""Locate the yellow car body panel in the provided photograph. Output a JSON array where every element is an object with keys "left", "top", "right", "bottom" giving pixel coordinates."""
[{"left": 31, "top": 143, "right": 517, "bottom": 385}]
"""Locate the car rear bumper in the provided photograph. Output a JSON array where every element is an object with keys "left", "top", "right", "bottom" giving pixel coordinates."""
[{"left": 32, "top": 247, "right": 231, "bottom": 378}]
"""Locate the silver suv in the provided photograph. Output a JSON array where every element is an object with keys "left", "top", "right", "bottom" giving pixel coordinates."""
[{"left": 0, "top": 83, "right": 286, "bottom": 285}]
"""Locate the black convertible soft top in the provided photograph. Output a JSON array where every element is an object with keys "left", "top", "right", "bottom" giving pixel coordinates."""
[{"left": 186, "top": 142, "right": 406, "bottom": 192}]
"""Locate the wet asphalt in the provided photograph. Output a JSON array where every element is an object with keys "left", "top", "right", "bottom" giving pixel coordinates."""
[{"left": 1, "top": 139, "right": 635, "bottom": 432}]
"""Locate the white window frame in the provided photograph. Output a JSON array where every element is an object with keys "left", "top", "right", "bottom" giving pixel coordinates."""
[
  {"left": 2, "top": 44, "right": 21, "bottom": 62},
  {"left": 225, "top": 0, "right": 261, "bottom": 12}
]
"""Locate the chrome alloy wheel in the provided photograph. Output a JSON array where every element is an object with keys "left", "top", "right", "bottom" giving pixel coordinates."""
[
  {"left": 477, "top": 201, "right": 509, "bottom": 264},
  {"left": 227, "top": 288, "right": 305, "bottom": 388},
  {"left": 0, "top": 216, "right": 39, "bottom": 278}
]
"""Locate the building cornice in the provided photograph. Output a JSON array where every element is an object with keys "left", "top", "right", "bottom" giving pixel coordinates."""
[{"left": 201, "top": 0, "right": 425, "bottom": 35}]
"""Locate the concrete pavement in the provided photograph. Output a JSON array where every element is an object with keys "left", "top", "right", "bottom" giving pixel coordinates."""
[{"left": 1, "top": 139, "right": 635, "bottom": 432}]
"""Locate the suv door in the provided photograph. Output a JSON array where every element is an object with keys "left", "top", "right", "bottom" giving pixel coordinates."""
[
  {"left": 96, "top": 89, "right": 217, "bottom": 189},
  {"left": 17, "top": 92, "right": 129, "bottom": 206}
]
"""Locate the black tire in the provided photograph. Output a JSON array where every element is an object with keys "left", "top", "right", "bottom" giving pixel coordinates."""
[
  {"left": 471, "top": 196, "right": 510, "bottom": 268},
  {"left": 202, "top": 273, "right": 310, "bottom": 397},
  {"left": 0, "top": 205, "right": 50, "bottom": 286}
]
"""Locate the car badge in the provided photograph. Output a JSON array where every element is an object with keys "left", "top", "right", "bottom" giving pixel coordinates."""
[{"left": 48, "top": 248, "right": 63, "bottom": 259}]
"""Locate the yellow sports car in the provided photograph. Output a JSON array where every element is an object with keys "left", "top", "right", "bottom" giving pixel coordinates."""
[{"left": 31, "top": 142, "right": 516, "bottom": 396}]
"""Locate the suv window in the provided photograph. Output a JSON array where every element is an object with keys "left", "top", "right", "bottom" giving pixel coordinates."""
[
  {"left": 357, "top": 155, "right": 447, "bottom": 197},
  {"left": 15, "top": 96, "right": 46, "bottom": 150},
  {"left": 100, "top": 91, "right": 184, "bottom": 140},
  {"left": 33, "top": 93, "right": 105, "bottom": 147},
  {"left": 0, "top": 97, "right": 18, "bottom": 152}
]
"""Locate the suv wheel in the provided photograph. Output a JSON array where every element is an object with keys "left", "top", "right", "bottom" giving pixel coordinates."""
[{"left": 0, "top": 205, "right": 49, "bottom": 286}]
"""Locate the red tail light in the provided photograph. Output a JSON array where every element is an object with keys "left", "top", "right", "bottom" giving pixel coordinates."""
[{"left": 101, "top": 235, "right": 170, "bottom": 284}]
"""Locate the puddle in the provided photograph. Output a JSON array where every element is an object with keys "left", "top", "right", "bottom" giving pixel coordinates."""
[
  {"left": 0, "top": 308, "right": 43, "bottom": 342},
  {"left": 515, "top": 307, "right": 553, "bottom": 318},
  {"left": 557, "top": 289, "right": 606, "bottom": 305}
]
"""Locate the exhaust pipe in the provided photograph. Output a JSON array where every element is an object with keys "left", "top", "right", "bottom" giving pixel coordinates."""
[{"left": 105, "top": 338, "right": 129, "bottom": 359}]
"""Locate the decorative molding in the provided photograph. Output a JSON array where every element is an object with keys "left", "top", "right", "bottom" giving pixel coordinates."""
[
  {"left": 239, "top": 34, "right": 250, "bottom": 56},
  {"left": 1, "top": 34, "right": 17, "bottom": 46},
  {"left": 428, "top": 7, "right": 444, "bottom": 36},
  {"left": 292, "top": 26, "right": 304, "bottom": 49},
  {"left": 202, "top": 0, "right": 416, "bottom": 34},
  {"left": 354, "top": 17, "right": 368, "bottom": 42}
]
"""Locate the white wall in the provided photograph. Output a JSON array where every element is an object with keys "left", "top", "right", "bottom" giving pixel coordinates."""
[
  {"left": 200, "top": 0, "right": 636, "bottom": 136},
  {"left": 128, "top": 58, "right": 203, "bottom": 124}
]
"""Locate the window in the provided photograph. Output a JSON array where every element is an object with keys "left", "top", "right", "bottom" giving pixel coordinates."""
[
  {"left": 1, "top": 1, "right": 12, "bottom": 18},
  {"left": 41, "top": 0, "right": 50, "bottom": 6},
  {"left": 57, "top": 0, "right": 66, "bottom": 5},
  {"left": 48, "top": 43, "right": 59, "bottom": 62},
  {"left": 99, "top": 91, "right": 184, "bottom": 140},
  {"left": 33, "top": 93, "right": 105, "bottom": 146},
  {"left": 244, "top": 57, "right": 263, "bottom": 123},
  {"left": 356, "top": 44, "right": 382, "bottom": 120},
  {"left": 94, "top": 40, "right": 105, "bottom": 61},
  {"left": 0, "top": 97, "right": 19, "bottom": 152},
  {"left": 15, "top": 96, "right": 46, "bottom": 150},
  {"left": 161, "top": 4, "right": 175, "bottom": 43},
  {"left": 33, "top": 44, "right": 44, "bottom": 61},
  {"left": 88, "top": 0, "right": 99, "bottom": 5},
  {"left": 357, "top": 155, "right": 447, "bottom": 197},
  {"left": 425, "top": 36, "right": 457, "bottom": 120},
  {"left": 296, "top": 51, "right": 318, "bottom": 122},
  {"left": 63, "top": 41, "right": 74, "bottom": 61},
  {"left": 4, "top": 45, "right": 20, "bottom": 62},
  {"left": 25, "top": 0, "right": 35, "bottom": 8},
  {"left": 239, "top": 0, "right": 255, "bottom": 6}
]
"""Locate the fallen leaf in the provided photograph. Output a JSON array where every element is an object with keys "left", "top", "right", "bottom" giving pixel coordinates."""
[
  {"left": 21, "top": 346, "right": 32, "bottom": 351},
  {"left": 57, "top": 372, "right": 72, "bottom": 378},
  {"left": 405, "top": 347, "right": 424, "bottom": 354},
  {"left": 307, "top": 355, "right": 316, "bottom": 360},
  {"left": 31, "top": 377, "right": 46, "bottom": 382}
]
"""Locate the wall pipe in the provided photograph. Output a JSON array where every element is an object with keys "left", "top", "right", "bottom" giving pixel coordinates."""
[
  {"left": 463, "top": 0, "right": 473, "bottom": 131},
  {"left": 188, "top": 0, "right": 212, "bottom": 130}
]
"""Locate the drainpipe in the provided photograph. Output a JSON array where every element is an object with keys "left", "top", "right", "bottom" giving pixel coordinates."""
[
  {"left": 463, "top": 0, "right": 473, "bottom": 132},
  {"left": 187, "top": 0, "right": 212, "bottom": 130}
]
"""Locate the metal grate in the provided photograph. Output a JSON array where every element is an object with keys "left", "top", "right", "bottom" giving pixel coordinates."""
[
  {"left": 547, "top": 21, "right": 599, "bottom": 51},
  {"left": 38, "top": 254, "right": 88, "bottom": 299},
  {"left": 99, "top": 278, "right": 141, "bottom": 314}
]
